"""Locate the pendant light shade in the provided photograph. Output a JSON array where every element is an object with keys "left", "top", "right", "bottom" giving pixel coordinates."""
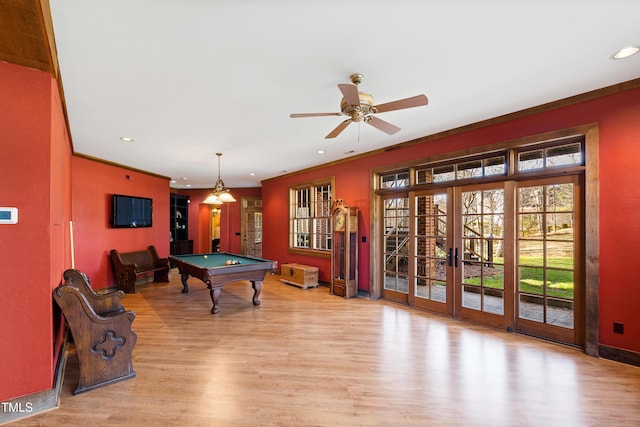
[{"left": 203, "top": 194, "right": 222, "bottom": 205}]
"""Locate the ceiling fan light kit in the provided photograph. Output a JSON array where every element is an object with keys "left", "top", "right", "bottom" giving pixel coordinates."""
[{"left": 290, "top": 73, "right": 428, "bottom": 139}]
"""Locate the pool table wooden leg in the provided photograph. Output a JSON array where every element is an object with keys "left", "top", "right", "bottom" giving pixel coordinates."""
[
  {"left": 180, "top": 273, "right": 190, "bottom": 293},
  {"left": 210, "top": 288, "right": 221, "bottom": 314},
  {"left": 252, "top": 281, "right": 262, "bottom": 306}
]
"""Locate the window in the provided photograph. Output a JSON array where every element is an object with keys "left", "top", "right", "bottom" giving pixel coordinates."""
[
  {"left": 380, "top": 171, "right": 410, "bottom": 189},
  {"left": 517, "top": 141, "right": 582, "bottom": 172},
  {"left": 290, "top": 179, "right": 333, "bottom": 253},
  {"left": 415, "top": 154, "right": 506, "bottom": 184},
  {"left": 254, "top": 212, "right": 262, "bottom": 243}
]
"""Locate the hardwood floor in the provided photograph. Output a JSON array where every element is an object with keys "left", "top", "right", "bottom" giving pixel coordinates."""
[{"left": 13, "top": 270, "right": 640, "bottom": 426}]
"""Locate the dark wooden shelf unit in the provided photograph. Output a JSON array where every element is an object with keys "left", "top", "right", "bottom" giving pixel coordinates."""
[{"left": 170, "top": 193, "right": 193, "bottom": 255}]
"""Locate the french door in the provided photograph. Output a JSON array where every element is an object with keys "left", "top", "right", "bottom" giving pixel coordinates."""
[
  {"left": 409, "top": 189, "right": 452, "bottom": 315},
  {"left": 455, "top": 182, "right": 512, "bottom": 329},
  {"left": 241, "top": 197, "right": 263, "bottom": 257},
  {"left": 382, "top": 195, "right": 410, "bottom": 305},
  {"left": 407, "top": 183, "right": 511, "bottom": 328},
  {"left": 383, "top": 176, "right": 583, "bottom": 346},
  {"left": 515, "top": 175, "right": 583, "bottom": 345}
]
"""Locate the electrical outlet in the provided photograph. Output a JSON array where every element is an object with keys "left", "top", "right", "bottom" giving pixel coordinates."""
[{"left": 613, "top": 322, "right": 624, "bottom": 334}]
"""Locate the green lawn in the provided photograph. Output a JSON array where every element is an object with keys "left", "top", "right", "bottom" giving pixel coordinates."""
[{"left": 464, "top": 256, "right": 574, "bottom": 299}]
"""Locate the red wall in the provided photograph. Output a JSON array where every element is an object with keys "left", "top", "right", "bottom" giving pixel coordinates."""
[
  {"left": 71, "top": 157, "right": 171, "bottom": 289},
  {"left": 262, "top": 85, "right": 640, "bottom": 355},
  {"left": 594, "top": 90, "right": 640, "bottom": 352},
  {"left": 0, "top": 61, "right": 72, "bottom": 401}
]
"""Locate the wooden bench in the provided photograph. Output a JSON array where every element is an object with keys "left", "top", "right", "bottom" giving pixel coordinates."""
[
  {"left": 53, "top": 270, "right": 137, "bottom": 394},
  {"left": 63, "top": 268, "right": 125, "bottom": 316},
  {"left": 109, "top": 245, "right": 169, "bottom": 293}
]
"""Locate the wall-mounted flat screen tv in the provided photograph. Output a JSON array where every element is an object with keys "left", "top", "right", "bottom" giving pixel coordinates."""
[{"left": 111, "top": 194, "right": 153, "bottom": 228}]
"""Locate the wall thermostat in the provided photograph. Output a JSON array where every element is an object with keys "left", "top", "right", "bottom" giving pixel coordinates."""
[{"left": 0, "top": 207, "right": 18, "bottom": 224}]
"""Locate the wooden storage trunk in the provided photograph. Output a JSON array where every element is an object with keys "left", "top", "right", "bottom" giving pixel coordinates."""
[{"left": 280, "top": 263, "right": 319, "bottom": 289}]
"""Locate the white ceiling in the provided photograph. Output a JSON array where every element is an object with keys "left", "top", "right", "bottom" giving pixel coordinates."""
[{"left": 49, "top": 0, "right": 640, "bottom": 189}]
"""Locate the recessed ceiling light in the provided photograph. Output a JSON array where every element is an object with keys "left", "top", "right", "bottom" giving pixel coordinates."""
[
  {"left": 119, "top": 137, "right": 134, "bottom": 142},
  {"left": 317, "top": 150, "right": 325, "bottom": 154},
  {"left": 249, "top": 173, "right": 256, "bottom": 176},
  {"left": 612, "top": 46, "right": 639, "bottom": 59}
]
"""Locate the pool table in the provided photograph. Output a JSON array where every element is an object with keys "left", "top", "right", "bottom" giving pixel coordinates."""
[{"left": 169, "top": 253, "right": 277, "bottom": 314}]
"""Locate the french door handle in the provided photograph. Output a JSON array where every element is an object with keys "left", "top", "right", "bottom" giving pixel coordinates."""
[{"left": 454, "top": 247, "right": 459, "bottom": 268}]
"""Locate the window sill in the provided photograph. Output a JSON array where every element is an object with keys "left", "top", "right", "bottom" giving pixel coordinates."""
[{"left": 288, "top": 248, "right": 331, "bottom": 259}]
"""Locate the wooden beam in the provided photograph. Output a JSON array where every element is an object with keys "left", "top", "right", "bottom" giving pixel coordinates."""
[{"left": 0, "top": 0, "right": 55, "bottom": 73}]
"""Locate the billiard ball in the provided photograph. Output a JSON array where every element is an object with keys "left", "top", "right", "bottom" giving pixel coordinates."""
[
  {"left": 203, "top": 255, "right": 208, "bottom": 259},
  {"left": 225, "top": 260, "right": 231, "bottom": 265}
]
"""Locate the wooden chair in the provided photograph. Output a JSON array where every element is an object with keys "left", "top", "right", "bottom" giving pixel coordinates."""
[{"left": 53, "top": 273, "right": 137, "bottom": 394}]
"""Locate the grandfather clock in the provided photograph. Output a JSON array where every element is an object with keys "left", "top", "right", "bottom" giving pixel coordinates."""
[{"left": 331, "top": 199, "right": 358, "bottom": 298}]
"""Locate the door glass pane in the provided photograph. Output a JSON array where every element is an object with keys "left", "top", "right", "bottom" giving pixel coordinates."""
[
  {"left": 462, "top": 283, "right": 481, "bottom": 310},
  {"left": 517, "top": 183, "right": 575, "bottom": 329},
  {"left": 547, "top": 299, "right": 574, "bottom": 328},
  {"left": 520, "top": 294, "right": 544, "bottom": 322},
  {"left": 414, "top": 193, "right": 447, "bottom": 302},
  {"left": 519, "top": 267, "right": 544, "bottom": 294},
  {"left": 520, "top": 241, "right": 544, "bottom": 266},
  {"left": 547, "top": 270, "right": 573, "bottom": 299},
  {"left": 384, "top": 197, "right": 409, "bottom": 294},
  {"left": 464, "top": 215, "right": 482, "bottom": 236},
  {"left": 461, "top": 188, "right": 505, "bottom": 314}
]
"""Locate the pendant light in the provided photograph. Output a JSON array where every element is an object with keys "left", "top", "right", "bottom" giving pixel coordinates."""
[{"left": 203, "top": 153, "right": 236, "bottom": 204}]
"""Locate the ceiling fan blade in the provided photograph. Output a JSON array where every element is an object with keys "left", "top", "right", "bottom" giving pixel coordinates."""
[
  {"left": 373, "top": 94, "right": 428, "bottom": 113},
  {"left": 338, "top": 83, "right": 360, "bottom": 106},
  {"left": 366, "top": 116, "right": 401, "bottom": 135},
  {"left": 290, "top": 112, "right": 342, "bottom": 118},
  {"left": 325, "top": 119, "right": 352, "bottom": 139}
]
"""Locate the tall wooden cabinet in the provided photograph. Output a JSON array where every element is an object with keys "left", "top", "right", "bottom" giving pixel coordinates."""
[
  {"left": 170, "top": 193, "right": 193, "bottom": 255},
  {"left": 330, "top": 199, "right": 358, "bottom": 298}
]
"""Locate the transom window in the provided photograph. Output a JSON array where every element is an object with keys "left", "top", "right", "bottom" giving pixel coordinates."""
[
  {"left": 517, "top": 141, "right": 582, "bottom": 172},
  {"left": 380, "top": 171, "right": 410, "bottom": 189},
  {"left": 290, "top": 179, "right": 333, "bottom": 253},
  {"left": 416, "top": 155, "right": 506, "bottom": 184},
  {"left": 377, "top": 137, "right": 584, "bottom": 191}
]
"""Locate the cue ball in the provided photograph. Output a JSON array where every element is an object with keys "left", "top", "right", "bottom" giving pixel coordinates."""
[{"left": 203, "top": 255, "right": 208, "bottom": 259}]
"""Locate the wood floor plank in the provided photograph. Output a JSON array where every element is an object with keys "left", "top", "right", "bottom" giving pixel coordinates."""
[{"left": 11, "top": 270, "right": 640, "bottom": 426}]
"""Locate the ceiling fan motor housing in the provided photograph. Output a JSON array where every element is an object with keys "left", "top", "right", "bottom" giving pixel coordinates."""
[{"left": 340, "top": 92, "right": 374, "bottom": 121}]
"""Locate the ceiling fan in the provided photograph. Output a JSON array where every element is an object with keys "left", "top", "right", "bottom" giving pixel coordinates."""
[{"left": 290, "top": 73, "right": 428, "bottom": 139}]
